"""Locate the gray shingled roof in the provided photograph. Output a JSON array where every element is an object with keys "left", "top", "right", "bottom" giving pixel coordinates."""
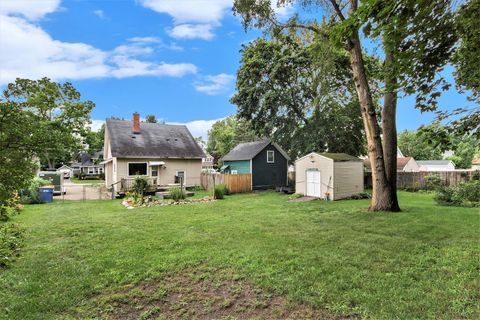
[
  {"left": 319, "top": 153, "right": 362, "bottom": 162},
  {"left": 220, "top": 139, "right": 270, "bottom": 161},
  {"left": 417, "top": 160, "right": 452, "bottom": 166},
  {"left": 106, "top": 119, "right": 204, "bottom": 158}
]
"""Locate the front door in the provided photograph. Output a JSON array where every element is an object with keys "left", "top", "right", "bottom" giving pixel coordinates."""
[{"left": 306, "top": 170, "right": 321, "bottom": 197}]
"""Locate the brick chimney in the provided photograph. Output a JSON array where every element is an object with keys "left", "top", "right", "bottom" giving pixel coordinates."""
[{"left": 132, "top": 112, "right": 140, "bottom": 134}]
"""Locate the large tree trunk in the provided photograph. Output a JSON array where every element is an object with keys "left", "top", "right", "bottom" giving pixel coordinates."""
[
  {"left": 347, "top": 28, "right": 399, "bottom": 211},
  {"left": 382, "top": 53, "right": 401, "bottom": 211}
]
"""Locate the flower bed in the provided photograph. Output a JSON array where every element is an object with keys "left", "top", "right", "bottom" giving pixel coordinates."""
[{"left": 122, "top": 195, "right": 215, "bottom": 209}]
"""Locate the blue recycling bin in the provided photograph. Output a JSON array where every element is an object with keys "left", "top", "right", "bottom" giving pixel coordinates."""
[{"left": 38, "top": 187, "right": 54, "bottom": 203}]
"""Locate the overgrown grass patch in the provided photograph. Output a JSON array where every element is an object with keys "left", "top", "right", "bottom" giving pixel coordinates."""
[{"left": 0, "top": 192, "right": 478, "bottom": 319}]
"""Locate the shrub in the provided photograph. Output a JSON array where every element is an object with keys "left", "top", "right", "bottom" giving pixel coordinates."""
[
  {"left": 0, "top": 223, "right": 24, "bottom": 268},
  {"left": 434, "top": 180, "right": 480, "bottom": 207},
  {"left": 132, "top": 176, "right": 149, "bottom": 203},
  {"left": 98, "top": 172, "right": 105, "bottom": 180},
  {"left": 213, "top": 184, "right": 228, "bottom": 200},
  {"left": 424, "top": 175, "right": 443, "bottom": 191},
  {"left": 170, "top": 186, "right": 186, "bottom": 201},
  {"left": 345, "top": 192, "right": 371, "bottom": 200},
  {"left": 216, "top": 183, "right": 229, "bottom": 195},
  {"left": 19, "top": 177, "right": 50, "bottom": 204}
]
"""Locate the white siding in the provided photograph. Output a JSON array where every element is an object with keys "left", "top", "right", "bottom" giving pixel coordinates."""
[
  {"left": 116, "top": 158, "right": 202, "bottom": 187},
  {"left": 295, "top": 153, "right": 334, "bottom": 199},
  {"left": 333, "top": 161, "right": 364, "bottom": 200}
]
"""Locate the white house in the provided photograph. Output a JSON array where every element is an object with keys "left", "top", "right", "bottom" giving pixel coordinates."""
[
  {"left": 417, "top": 160, "right": 456, "bottom": 172},
  {"left": 295, "top": 152, "right": 363, "bottom": 200}
]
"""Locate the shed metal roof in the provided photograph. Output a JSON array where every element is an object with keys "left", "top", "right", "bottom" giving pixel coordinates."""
[{"left": 106, "top": 119, "right": 204, "bottom": 158}]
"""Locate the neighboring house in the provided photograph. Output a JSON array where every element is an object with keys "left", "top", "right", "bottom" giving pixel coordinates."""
[
  {"left": 417, "top": 160, "right": 456, "bottom": 172},
  {"left": 472, "top": 158, "right": 480, "bottom": 170},
  {"left": 56, "top": 165, "right": 73, "bottom": 178},
  {"left": 202, "top": 153, "right": 215, "bottom": 171},
  {"left": 364, "top": 156, "right": 419, "bottom": 172},
  {"left": 71, "top": 151, "right": 104, "bottom": 176},
  {"left": 295, "top": 152, "right": 364, "bottom": 200},
  {"left": 102, "top": 113, "right": 204, "bottom": 193},
  {"left": 220, "top": 139, "right": 290, "bottom": 189}
]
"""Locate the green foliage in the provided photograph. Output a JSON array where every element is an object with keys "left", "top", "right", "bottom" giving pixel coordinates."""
[
  {"left": 453, "top": 0, "right": 480, "bottom": 101},
  {"left": 84, "top": 124, "right": 104, "bottom": 154},
  {"left": 3, "top": 78, "right": 94, "bottom": 169},
  {"left": 144, "top": 115, "right": 158, "bottom": 123},
  {"left": 398, "top": 128, "right": 443, "bottom": 160},
  {"left": 20, "top": 177, "right": 51, "bottom": 204},
  {"left": 132, "top": 176, "right": 149, "bottom": 203},
  {"left": 169, "top": 186, "right": 186, "bottom": 201},
  {"left": 345, "top": 192, "right": 372, "bottom": 200},
  {"left": 206, "top": 116, "right": 257, "bottom": 159},
  {"left": 0, "top": 223, "right": 24, "bottom": 268},
  {"left": 424, "top": 175, "right": 443, "bottom": 191},
  {"left": 231, "top": 33, "right": 366, "bottom": 158},
  {"left": 213, "top": 185, "right": 226, "bottom": 199},
  {"left": 434, "top": 180, "right": 480, "bottom": 207}
]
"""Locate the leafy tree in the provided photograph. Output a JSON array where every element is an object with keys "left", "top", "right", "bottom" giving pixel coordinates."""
[
  {"left": 145, "top": 114, "right": 158, "bottom": 123},
  {"left": 398, "top": 130, "right": 443, "bottom": 160},
  {"left": 207, "top": 116, "right": 257, "bottom": 160},
  {"left": 0, "top": 100, "right": 40, "bottom": 209},
  {"left": 234, "top": 0, "right": 457, "bottom": 211},
  {"left": 4, "top": 78, "right": 94, "bottom": 169},
  {"left": 84, "top": 124, "right": 105, "bottom": 153},
  {"left": 446, "top": 136, "right": 479, "bottom": 169},
  {"left": 231, "top": 32, "right": 366, "bottom": 159},
  {"left": 442, "top": 0, "right": 480, "bottom": 138}
]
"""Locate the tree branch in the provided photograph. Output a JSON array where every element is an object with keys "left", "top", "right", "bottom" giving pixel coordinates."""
[{"left": 329, "top": 0, "right": 346, "bottom": 21}]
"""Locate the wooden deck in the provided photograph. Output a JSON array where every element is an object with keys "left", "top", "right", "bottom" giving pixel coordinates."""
[{"left": 118, "top": 178, "right": 182, "bottom": 194}]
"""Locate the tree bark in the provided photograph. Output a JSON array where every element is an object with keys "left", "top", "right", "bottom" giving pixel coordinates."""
[
  {"left": 382, "top": 53, "right": 401, "bottom": 211},
  {"left": 347, "top": 23, "right": 398, "bottom": 211}
]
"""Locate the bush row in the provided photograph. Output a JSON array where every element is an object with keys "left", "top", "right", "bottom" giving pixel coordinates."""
[{"left": 434, "top": 180, "right": 480, "bottom": 207}]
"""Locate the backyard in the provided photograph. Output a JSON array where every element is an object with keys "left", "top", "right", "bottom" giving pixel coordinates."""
[{"left": 1, "top": 191, "right": 479, "bottom": 320}]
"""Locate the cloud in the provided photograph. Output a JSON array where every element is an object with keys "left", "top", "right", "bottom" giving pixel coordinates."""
[
  {"left": 194, "top": 73, "right": 235, "bottom": 95},
  {"left": 0, "top": 11, "right": 197, "bottom": 85},
  {"left": 169, "top": 118, "right": 223, "bottom": 140},
  {"left": 168, "top": 24, "right": 215, "bottom": 40},
  {"left": 89, "top": 119, "right": 105, "bottom": 132},
  {"left": 139, "top": 0, "right": 232, "bottom": 23},
  {"left": 140, "top": 0, "right": 294, "bottom": 41},
  {"left": 0, "top": 0, "right": 61, "bottom": 20},
  {"left": 92, "top": 9, "right": 106, "bottom": 19}
]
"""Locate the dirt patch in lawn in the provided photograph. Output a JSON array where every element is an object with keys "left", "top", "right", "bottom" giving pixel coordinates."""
[{"left": 80, "top": 266, "right": 347, "bottom": 320}]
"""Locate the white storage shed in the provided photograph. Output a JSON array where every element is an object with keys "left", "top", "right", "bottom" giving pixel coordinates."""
[{"left": 295, "top": 152, "right": 364, "bottom": 200}]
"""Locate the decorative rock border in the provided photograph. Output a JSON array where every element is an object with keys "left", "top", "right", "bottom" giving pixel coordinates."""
[{"left": 122, "top": 196, "right": 216, "bottom": 209}]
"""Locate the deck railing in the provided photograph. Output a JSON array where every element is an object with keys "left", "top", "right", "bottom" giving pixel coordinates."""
[{"left": 120, "top": 177, "right": 157, "bottom": 193}]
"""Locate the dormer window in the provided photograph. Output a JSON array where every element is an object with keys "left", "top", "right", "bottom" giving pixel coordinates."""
[{"left": 267, "top": 150, "right": 275, "bottom": 163}]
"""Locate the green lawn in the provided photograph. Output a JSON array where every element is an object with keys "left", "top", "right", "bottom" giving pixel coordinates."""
[{"left": 1, "top": 192, "right": 479, "bottom": 319}]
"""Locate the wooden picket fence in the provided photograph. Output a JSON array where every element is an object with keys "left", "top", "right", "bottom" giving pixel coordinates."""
[
  {"left": 201, "top": 173, "right": 252, "bottom": 193},
  {"left": 365, "top": 170, "right": 479, "bottom": 189}
]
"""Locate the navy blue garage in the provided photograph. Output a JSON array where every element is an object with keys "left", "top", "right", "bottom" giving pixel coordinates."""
[{"left": 220, "top": 139, "right": 290, "bottom": 190}]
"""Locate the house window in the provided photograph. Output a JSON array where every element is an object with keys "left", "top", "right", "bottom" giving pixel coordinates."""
[
  {"left": 88, "top": 167, "right": 94, "bottom": 174},
  {"left": 128, "top": 163, "right": 147, "bottom": 176},
  {"left": 98, "top": 167, "right": 103, "bottom": 174},
  {"left": 175, "top": 171, "right": 185, "bottom": 184},
  {"left": 267, "top": 150, "right": 275, "bottom": 163},
  {"left": 151, "top": 166, "right": 158, "bottom": 177}
]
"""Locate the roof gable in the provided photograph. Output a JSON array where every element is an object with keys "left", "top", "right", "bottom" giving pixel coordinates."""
[
  {"left": 106, "top": 119, "right": 204, "bottom": 158},
  {"left": 220, "top": 139, "right": 290, "bottom": 162}
]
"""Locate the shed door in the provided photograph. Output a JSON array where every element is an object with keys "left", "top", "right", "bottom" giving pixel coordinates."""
[{"left": 306, "top": 170, "right": 321, "bottom": 197}]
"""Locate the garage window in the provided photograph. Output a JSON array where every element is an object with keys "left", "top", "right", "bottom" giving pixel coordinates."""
[
  {"left": 267, "top": 150, "right": 275, "bottom": 163},
  {"left": 128, "top": 163, "right": 147, "bottom": 176}
]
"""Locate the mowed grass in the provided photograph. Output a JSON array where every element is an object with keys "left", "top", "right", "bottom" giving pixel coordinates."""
[{"left": 1, "top": 192, "right": 479, "bottom": 319}]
